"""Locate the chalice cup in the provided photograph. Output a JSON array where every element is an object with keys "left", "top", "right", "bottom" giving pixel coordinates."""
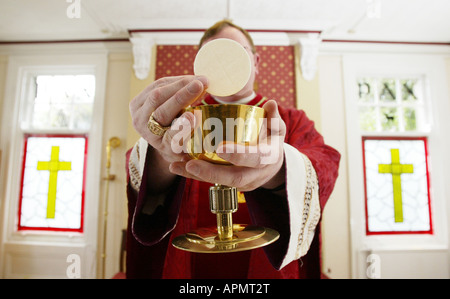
[{"left": 171, "top": 104, "right": 280, "bottom": 253}]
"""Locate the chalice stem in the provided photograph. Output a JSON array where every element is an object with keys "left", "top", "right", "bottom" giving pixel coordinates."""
[
  {"left": 217, "top": 212, "right": 233, "bottom": 241},
  {"left": 209, "top": 183, "right": 238, "bottom": 242}
]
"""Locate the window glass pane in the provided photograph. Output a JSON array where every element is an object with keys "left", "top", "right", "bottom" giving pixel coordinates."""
[
  {"left": 18, "top": 135, "right": 87, "bottom": 232},
  {"left": 359, "top": 106, "right": 377, "bottom": 131},
  {"left": 379, "top": 79, "right": 396, "bottom": 102},
  {"left": 363, "top": 138, "right": 432, "bottom": 234},
  {"left": 380, "top": 107, "right": 398, "bottom": 131},
  {"left": 357, "top": 78, "right": 376, "bottom": 103},
  {"left": 32, "top": 75, "right": 95, "bottom": 130},
  {"left": 403, "top": 108, "right": 417, "bottom": 131},
  {"left": 356, "top": 77, "right": 427, "bottom": 133},
  {"left": 401, "top": 79, "right": 418, "bottom": 102}
]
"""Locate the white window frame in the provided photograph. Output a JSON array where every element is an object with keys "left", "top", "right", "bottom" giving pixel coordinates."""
[
  {"left": 343, "top": 52, "right": 450, "bottom": 278},
  {"left": 0, "top": 52, "right": 107, "bottom": 278},
  {"left": 356, "top": 76, "right": 430, "bottom": 133}
]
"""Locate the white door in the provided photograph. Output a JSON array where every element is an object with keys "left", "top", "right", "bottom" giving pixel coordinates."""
[{"left": 343, "top": 52, "right": 450, "bottom": 278}]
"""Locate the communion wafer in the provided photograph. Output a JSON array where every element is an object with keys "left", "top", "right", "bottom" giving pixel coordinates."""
[{"left": 194, "top": 38, "right": 252, "bottom": 97}]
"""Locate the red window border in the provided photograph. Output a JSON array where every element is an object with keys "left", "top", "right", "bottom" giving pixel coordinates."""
[
  {"left": 17, "top": 133, "right": 88, "bottom": 233},
  {"left": 362, "top": 136, "right": 433, "bottom": 235}
]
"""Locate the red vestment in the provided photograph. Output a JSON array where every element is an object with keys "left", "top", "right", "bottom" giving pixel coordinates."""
[{"left": 125, "top": 94, "right": 340, "bottom": 279}]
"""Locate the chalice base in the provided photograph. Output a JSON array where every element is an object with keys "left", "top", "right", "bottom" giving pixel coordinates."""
[{"left": 172, "top": 224, "right": 279, "bottom": 253}]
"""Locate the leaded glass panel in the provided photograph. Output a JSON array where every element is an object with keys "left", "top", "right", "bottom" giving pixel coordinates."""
[
  {"left": 18, "top": 135, "right": 87, "bottom": 232},
  {"left": 362, "top": 137, "right": 432, "bottom": 234}
]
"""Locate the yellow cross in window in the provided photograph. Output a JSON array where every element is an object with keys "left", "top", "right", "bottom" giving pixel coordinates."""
[
  {"left": 378, "top": 148, "right": 414, "bottom": 223},
  {"left": 37, "top": 146, "right": 72, "bottom": 219}
]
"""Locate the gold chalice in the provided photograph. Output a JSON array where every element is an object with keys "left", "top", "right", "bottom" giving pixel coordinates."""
[{"left": 171, "top": 104, "right": 280, "bottom": 253}]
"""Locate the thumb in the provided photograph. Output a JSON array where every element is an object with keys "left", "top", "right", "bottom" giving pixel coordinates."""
[{"left": 262, "top": 100, "right": 286, "bottom": 136}]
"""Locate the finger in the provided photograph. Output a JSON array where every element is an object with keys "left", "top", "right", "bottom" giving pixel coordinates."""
[
  {"left": 130, "top": 76, "right": 189, "bottom": 110},
  {"left": 154, "top": 76, "right": 208, "bottom": 108},
  {"left": 183, "top": 159, "right": 254, "bottom": 189},
  {"left": 170, "top": 159, "right": 266, "bottom": 191},
  {"left": 129, "top": 77, "right": 190, "bottom": 131},
  {"left": 152, "top": 75, "right": 190, "bottom": 88},
  {"left": 163, "top": 111, "right": 196, "bottom": 155},
  {"left": 169, "top": 161, "right": 200, "bottom": 181},
  {"left": 130, "top": 76, "right": 207, "bottom": 118},
  {"left": 152, "top": 77, "right": 208, "bottom": 127},
  {"left": 262, "top": 100, "right": 286, "bottom": 136},
  {"left": 217, "top": 141, "right": 282, "bottom": 167},
  {"left": 216, "top": 142, "right": 263, "bottom": 168}
]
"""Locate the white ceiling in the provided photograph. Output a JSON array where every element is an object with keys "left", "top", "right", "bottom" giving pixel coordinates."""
[{"left": 0, "top": 0, "right": 449, "bottom": 43}]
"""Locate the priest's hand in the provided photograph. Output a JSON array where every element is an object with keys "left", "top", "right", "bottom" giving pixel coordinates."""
[
  {"left": 129, "top": 75, "right": 208, "bottom": 193},
  {"left": 129, "top": 75, "right": 208, "bottom": 164},
  {"left": 169, "top": 100, "right": 287, "bottom": 192}
]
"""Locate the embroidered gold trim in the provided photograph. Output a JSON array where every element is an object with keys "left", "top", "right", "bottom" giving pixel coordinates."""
[
  {"left": 296, "top": 155, "right": 319, "bottom": 259},
  {"left": 129, "top": 142, "right": 142, "bottom": 191}
]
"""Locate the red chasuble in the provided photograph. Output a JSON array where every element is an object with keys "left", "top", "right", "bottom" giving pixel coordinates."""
[{"left": 125, "top": 94, "right": 340, "bottom": 279}]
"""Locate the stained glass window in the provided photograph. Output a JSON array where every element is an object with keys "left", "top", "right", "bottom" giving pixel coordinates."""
[
  {"left": 362, "top": 137, "right": 432, "bottom": 234},
  {"left": 357, "top": 77, "right": 426, "bottom": 132},
  {"left": 17, "top": 74, "right": 95, "bottom": 232},
  {"left": 18, "top": 135, "right": 87, "bottom": 232}
]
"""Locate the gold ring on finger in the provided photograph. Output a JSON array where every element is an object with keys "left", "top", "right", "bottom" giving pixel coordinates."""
[{"left": 147, "top": 112, "right": 171, "bottom": 137}]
